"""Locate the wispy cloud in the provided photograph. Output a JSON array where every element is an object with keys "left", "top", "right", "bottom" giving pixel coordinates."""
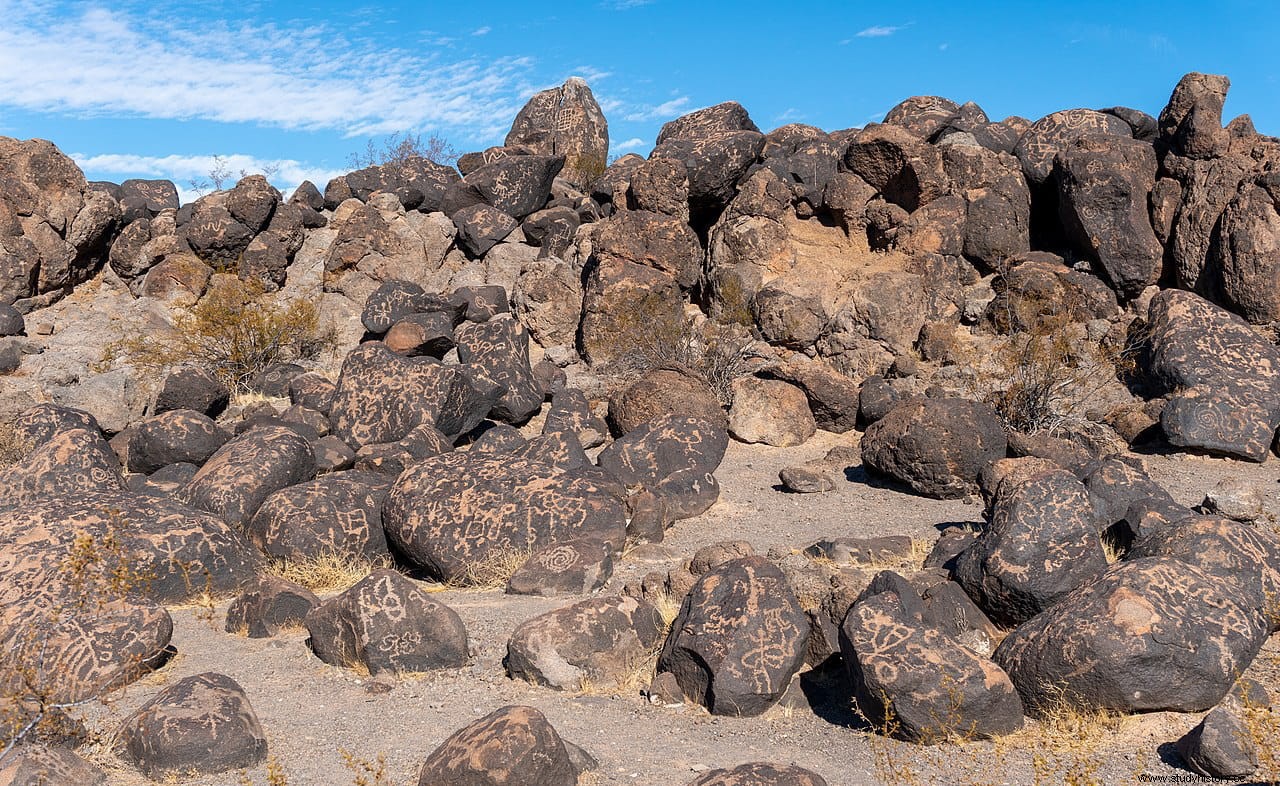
[
  {"left": 0, "top": 3, "right": 534, "bottom": 138},
  {"left": 610, "top": 137, "right": 646, "bottom": 154},
  {"left": 624, "top": 96, "right": 690, "bottom": 122},
  {"left": 471, "top": 26, "right": 491, "bottom": 36},
  {"left": 856, "top": 24, "right": 906, "bottom": 37},
  {"left": 571, "top": 65, "right": 613, "bottom": 84},
  {"left": 72, "top": 151, "right": 347, "bottom": 205},
  {"left": 775, "top": 107, "right": 804, "bottom": 124},
  {"left": 606, "top": 0, "right": 654, "bottom": 8}
]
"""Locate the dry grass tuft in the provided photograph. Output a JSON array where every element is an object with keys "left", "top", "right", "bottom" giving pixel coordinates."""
[
  {"left": 446, "top": 547, "right": 533, "bottom": 590},
  {"left": 266, "top": 551, "right": 389, "bottom": 595},
  {"left": 0, "top": 421, "right": 30, "bottom": 467}
]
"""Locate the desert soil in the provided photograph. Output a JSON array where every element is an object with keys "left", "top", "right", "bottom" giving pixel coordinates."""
[{"left": 78, "top": 430, "right": 1280, "bottom": 786}]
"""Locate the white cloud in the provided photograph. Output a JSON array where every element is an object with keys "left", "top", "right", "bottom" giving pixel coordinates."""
[
  {"left": 775, "top": 107, "right": 804, "bottom": 124},
  {"left": 624, "top": 96, "right": 691, "bottom": 122},
  {"left": 939, "top": 42, "right": 950, "bottom": 51},
  {"left": 856, "top": 25, "right": 904, "bottom": 37},
  {"left": 610, "top": 137, "right": 646, "bottom": 154},
  {"left": 571, "top": 65, "right": 613, "bottom": 84},
  {"left": 607, "top": 0, "right": 654, "bottom": 8},
  {"left": 0, "top": 3, "right": 534, "bottom": 137},
  {"left": 72, "top": 152, "right": 347, "bottom": 206},
  {"left": 471, "top": 26, "right": 491, "bottom": 36}
]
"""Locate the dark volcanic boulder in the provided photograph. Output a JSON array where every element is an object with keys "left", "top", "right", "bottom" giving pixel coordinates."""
[
  {"left": 305, "top": 570, "right": 468, "bottom": 675},
  {"left": 657, "top": 102, "right": 759, "bottom": 144},
  {"left": 455, "top": 316, "right": 542, "bottom": 423},
  {"left": 609, "top": 366, "right": 726, "bottom": 435},
  {"left": 119, "top": 673, "right": 267, "bottom": 778},
  {"left": 225, "top": 575, "right": 319, "bottom": 638},
  {"left": 884, "top": 95, "right": 961, "bottom": 139},
  {"left": 1054, "top": 135, "right": 1162, "bottom": 298},
  {"left": 1211, "top": 182, "right": 1280, "bottom": 323},
  {"left": 0, "top": 427, "right": 123, "bottom": 505},
  {"left": 1014, "top": 109, "right": 1132, "bottom": 185},
  {"left": 383, "top": 450, "right": 626, "bottom": 583},
  {"left": 842, "top": 124, "right": 947, "bottom": 212},
  {"left": 505, "top": 77, "right": 609, "bottom": 190},
  {"left": 940, "top": 143, "right": 1031, "bottom": 267},
  {"left": 839, "top": 592, "right": 1023, "bottom": 742},
  {"left": 1128, "top": 515, "right": 1280, "bottom": 631},
  {"left": 1175, "top": 696, "right": 1261, "bottom": 780},
  {"left": 954, "top": 469, "right": 1108, "bottom": 626},
  {"left": 245, "top": 471, "right": 390, "bottom": 562},
  {"left": 451, "top": 204, "right": 518, "bottom": 256},
  {"left": 0, "top": 745, "right": 107, "bottom": 786},
  {"left": 416, "top": 705, "right": 577, "bottom": 786},
  {"left": 505, "top": 538, "right": 614, "bottom": 597},
  {"left": 687, "top": 763, "right": 829, "bottom": 786},
  {"left": 591, "top": 208, "right": 702, "bottom": 290},
  {"left": 505, "top": 595, "right": 665, "bottom": 690},
  {"left": 763, "top": 358, "right": 861, "bottom": 434},
  {"left": 578, "top": 258, "right": 684, "bottom": 366},
  {"left": 1144, "top": 290, "right": 1280, "bottom": 461},
  {"left": 1158, "top": 72, "right": 1231, "bottom": 159},
  {"left": 993, "top": 558, "right": 1270, "bottom": 714},
  {"left": 176, "top": 424, "right": 315, "bottom": 527},
  {"left": 125, "top": 409, "right": 231, "bottom": 474},
  {"left": 8, "top": 403, "right": 101, "bottom": 447},
  {"left": 151, "top": 366, "right": 230, "bottom": 417},
  {"left": 657, "top": 556, "right": 808, "bottom": 717},
  {"left": 650, "top": 132, "right": 767, "bottom": 224},
  {"left": 861, "top": 398, "right": 1007, "bottom": 499},
  {"left": 597, "top": 414, "right": 728, "bottom": 519},
  {"left": 456, "top": 154, "right": 565, "bottom": 220}
]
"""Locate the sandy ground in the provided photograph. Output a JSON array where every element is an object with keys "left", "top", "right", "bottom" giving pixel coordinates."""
[{"left": 74, "top": 433, "right": 1280, "bottom": 786}]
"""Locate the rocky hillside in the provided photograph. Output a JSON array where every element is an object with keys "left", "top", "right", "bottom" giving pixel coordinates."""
[{"left": 1, "top": 73, "right": 1278, "bottom": 785}]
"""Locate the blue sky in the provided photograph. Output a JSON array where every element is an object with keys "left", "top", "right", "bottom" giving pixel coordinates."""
[{"left": 1, "top": 0, "right": 1276, "bottom": 202}]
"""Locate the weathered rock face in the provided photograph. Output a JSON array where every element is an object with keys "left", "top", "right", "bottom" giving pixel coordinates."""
[
  {"left": 225, "top": 575, "right": 319, "bottom": 638},
  {"left": 651, "top": 128, "right": 766, "bottom": 226},
  {"left": 1210, "top": 182, "right": 1280, "bottom": 323},
  {"left": 609, "top": 367, "right": 726, "bottom": 436},
  {"left": 1013, "top": 109, "right": 1132, "bottom": 185},
  {"left": 993, "top": 558, "right": 1270, "bottom": 714},
  {"left": 445, "top": 155, "right": 565, "bottom": 221},
  {"left": 591, "top": 208, "right": 702, "bottom": 290},
  {"left": 1175, "top": 691, "right": 1263, "bottom": 780},
  {"left": 1143, "top": 290, "right": 1280, "bottom": 461},
  {"left": 512, "top": 256, "right": 582, "bottom": 348},
  {"left": 940, "top": 143, "right": 1031, "bottom": 267},
  {"left": 1054, "top": 136, "right": 1162, "bottom": 298},
  {"left": 0, "top": 427, "right": 123, "bottom": 505},
  {"left": 1158, "top": 72, "right": 1231, "bottom": 159},
  {"left": 842, "top": 124, "right": 947, "bottom": 212},
  {"left": 455, "top": 316, "right": 542, "bottom": 424},
  {"left": 505, "top": 537, "right": 613, "bottom": 597},
  {"left": 176, "top": 424, "right": 315, "bottom": 527},
  {"left": 416, "top": 705, "right": 577, "bottom": 786},
  {"left": 657, "top": 556, "right": 809, "bottom": 717},
  {"left": 245, "top": 471, "right": 389, "bottom": 562},
  {"left": 305, "top": 570, "right": 468, "bottom": 675},
  {"left": 0, "top": 745, "right": 108, "bottom": 786},
  {"left": 727, "top": 377, "right": 816, "bottom": 447},
  {"left": 383, "top": 450, "right": 626, "bottom": 582},
  {"left": 861, "top": 398, "right": 1007, "bottom": 499},
  {"left": 686, "top": 763, "right": 829, "bottom": 786},
  {"left": 840, "top": 591, "right": 1024, "bottom": 742},
  {"left": 119, "top": 673, "right": 268, "bottom": 778},
  {"left": 884, "top": 96, "right": 962, "bottom": 139},
  {"left": 505, "top": 595, "right": 665, "bottom": 690},
  {"left": 579, "top": 257, "right": 684, "bottom": 366},
  {"left": 955, "top": 469, "right": 1108, "bottom": 626},
  {"left": 125, "top": 409, "right": 231, "bottom": 474},
  {"left": 506, "top": 77, "right": 609, "bottom": 190},
  {"left": 0, "top": 137, "right": 118, "bottom": 305},
  {"left": 1128, "top": 515, "right": 1280, "bottom": 631},
  {"left": 598, "top": 414, "right": 727, "bottom": 519}
]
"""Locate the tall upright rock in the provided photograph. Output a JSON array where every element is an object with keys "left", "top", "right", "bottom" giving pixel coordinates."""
[{"left": 506, "top": 77, "right": 609, "bottom": 189}]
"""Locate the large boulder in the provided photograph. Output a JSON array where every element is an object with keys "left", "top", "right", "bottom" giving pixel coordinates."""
[
  {"left": 861, "top": 398, "right": 1007, "bottom": 499},
  {"left": 1054, "top": 135, "right": 1162, "bottom": 298},
  {"left": 446, "top": 155, "right": 565, "bottom": 221},
  {"left": 839, "top": 591, "right": 1023, "bottom": 742},
  {"left": 124, "top": 409, "right": 231, "bottom": 474},
  {"left": 954, "top": 469, "right": 1108, "bottom": 626},
  {"left": 597, "top": 414, "right": 727, "bottom": 519},
  {"left": 940, "top": 144, "right": 1031, "bottom": 267},
  {"left": 657, "top": 556, "right": 808, "bottom": 717},
  {"left": 590, "top": 208, "right": 702, "bottom": 290},
  {"left": 1143, "top": 290, "right": 1280, "bottom": 461},
  {"left": 455, "top": 316, "right": 542, "bottom": 424},
  {"left": 687, "top": 764, "right": 829, "bottom": 786},
  {"left": 1158, "top": 72, "right": 1231, "bottom": 159},
  {"left": 0, "top": 427, "right": 123, "bottom": 505},
  {"left": 176, "top": 424, "right": 315, "bottom": 527},
  {"left": 304, "top": 570, "right": 468, "bottom": 675},
  {"left": 1210, "top": 182, "right": 1280, "bottom": 323},
  {"left": 383, "top": 450, "right": 626, "bottom": 583},
  {"left": 0, "top": 746, "right": 107, "bottom": 786},
  {"left": 416, "top": 705, "right": 577, "bottom": 786},
  {"left": 842, "top": 124, "right": 947, "bottom": 212},
  {"left": 727, "top": 377, "right": 816, "bottom": 447},
  {"left": 245, "top": 471, "right": 390, "bottom": 562},
  {"left": 993, "top": 558, "right": 1270, "bottom": 714},
  {"left": 505, "top": 595, "right": 666, "bottom": 690},
  {"left": 119, "top": 673, "right": 267, "bottom": 778},
  {"left": 1013, "top": 109, "right": 1132, "bottom": 185},
  {"left": 578, "top": 258, "right": 684, "bottom": 366},
  {"left": 609, "top": 366, "right": 726, "bottom": 436},
  {"left": 650, "top": 130, "right": 767, "bottom": 225},
  {"left": 883, "top": 96, "right": 961, "bottom": 139},
  {"left": 505, "top": 77, "right": 609, "bottom": 190}
]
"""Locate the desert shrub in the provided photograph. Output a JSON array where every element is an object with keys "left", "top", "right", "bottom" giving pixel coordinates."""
[
  {"left": 266, "top": 551, "right": 390, "bottom": 595},
  {"left": 448, "top": 547, "right": 534, "bottom": 590},
  {"left": 349, "top": 131, "right": 458, "bottom": 169},
  {"left": 103, "top": 277, "right": 335, "bottom": 393},
  {"left": 985, "top": 289, "right": 1132, "bottom": 435},
  {"left": 0, "top": 421, "right": 29, "bottom": 467},
  {"left": 608, "top": 314, "right": 757, "bottom": 407},
  {"left": 565, "top": 152, "right": 608, "bottom": 189}
]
